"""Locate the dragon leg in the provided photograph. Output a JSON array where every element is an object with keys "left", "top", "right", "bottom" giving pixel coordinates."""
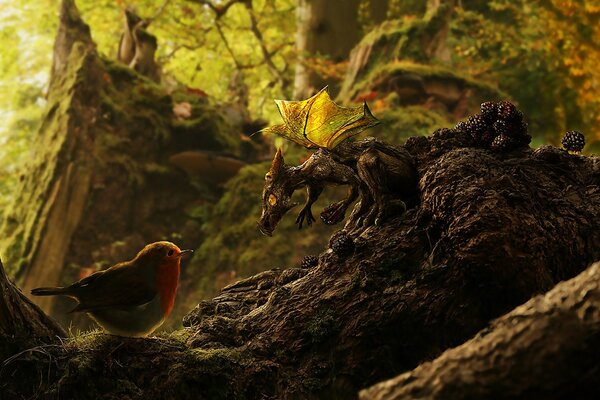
[
  {"left": 356, "top": 149, "right": 392, "bottom": 227},
  {"left": 346, "top": 181, "right": 373, "bottom": 230},
  {"left": 321, "top": 185, "right": 359, "bottom": 225},
  {"left": 296, "top": 184, "right": 323, "bottom": 229}
]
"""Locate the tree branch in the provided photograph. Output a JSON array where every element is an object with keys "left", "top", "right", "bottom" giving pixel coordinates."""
[
  {"left": 243, "top": 1, "right": 286, "bottom": 84},
  {"left": 188, "top": 0, "right": 247, "bottom": 20}
]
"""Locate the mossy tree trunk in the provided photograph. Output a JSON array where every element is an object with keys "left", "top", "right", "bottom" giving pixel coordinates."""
[
  {"left": 0, "top": 0, "right": 241, "bottom": 328},
  {"left": 1, "top": 0, "right": 100, "bottom": 314}
]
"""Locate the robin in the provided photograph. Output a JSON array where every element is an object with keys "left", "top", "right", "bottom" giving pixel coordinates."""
[{"left": 31, "top": 241, "right": 192, "bottom": 337}]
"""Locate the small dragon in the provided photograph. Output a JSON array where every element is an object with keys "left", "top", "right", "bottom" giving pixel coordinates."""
[{"left": 257, "top": 87, "right": 418, "bottom": 236}]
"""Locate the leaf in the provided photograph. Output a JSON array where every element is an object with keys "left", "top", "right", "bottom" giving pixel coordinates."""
[{"left": 262, "top": 86, "right": 380, "bottom": 150}]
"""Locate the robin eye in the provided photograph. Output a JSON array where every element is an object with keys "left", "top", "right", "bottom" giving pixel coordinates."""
[{"left": 168, "top": 250, "right": 174, "bottom": 256}]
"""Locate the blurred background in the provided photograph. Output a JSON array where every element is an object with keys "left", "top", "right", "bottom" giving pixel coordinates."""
[{"left": 0, "top": 0, "right": 598, "bottom": 332}]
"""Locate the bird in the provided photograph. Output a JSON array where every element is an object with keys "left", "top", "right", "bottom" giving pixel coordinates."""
[{"left": 31, "top": 241, "right": 192, "bottom": 337}]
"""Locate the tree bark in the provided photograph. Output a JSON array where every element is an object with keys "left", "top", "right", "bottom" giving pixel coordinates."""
[
  {"left": 360, "top": 261, "right": 600, "bottom": 400},
  {"left": 0, "top": 258, "right": 65, "bottom": 360}
]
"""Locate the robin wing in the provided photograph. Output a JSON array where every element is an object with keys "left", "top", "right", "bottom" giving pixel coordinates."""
[{"left": 68, "top": 263, "right": 157, "bottom": 312}]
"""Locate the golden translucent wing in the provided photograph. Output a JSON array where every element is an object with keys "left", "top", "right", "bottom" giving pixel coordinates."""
[
  {"left": 324, "top": 102, "right": 380, "bottom": 149},
  {"left": 260, "top": 124, "right": 315, "bottom": 148},
  {"left": 261, "top": 86, "right": 379, "bottom": 149},
  {"left": 260, "top": 88, "right": 324, "bottom": 148}
]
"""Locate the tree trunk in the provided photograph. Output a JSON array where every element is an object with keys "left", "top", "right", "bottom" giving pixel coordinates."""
[
  {"left": 423, "top": 0, "right": 457, "bottom": 62},
  {"left": 0, "top": 257, "right": 65, "bottom": 360},
  {"left": 293, "top": 0, "right": 388, "bottom": 98},
  {"left": 360, "top": 261, "right": 600, "bottom": 400}
]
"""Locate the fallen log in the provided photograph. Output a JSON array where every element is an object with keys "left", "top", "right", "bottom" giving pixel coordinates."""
[{"left": 360, "top": 261, "right": 600, "bottom": 400}]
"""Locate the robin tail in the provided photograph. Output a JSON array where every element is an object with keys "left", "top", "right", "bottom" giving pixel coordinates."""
[{"left": 31, "top": 287, "right": 69, "bottom": 296}]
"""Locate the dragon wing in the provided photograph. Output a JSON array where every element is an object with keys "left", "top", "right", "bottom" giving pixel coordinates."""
[{"left": 261, "top": 86, "right": 380, "bottom": 150}]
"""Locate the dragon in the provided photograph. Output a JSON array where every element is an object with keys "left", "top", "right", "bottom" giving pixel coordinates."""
[{"left": 257, "top": 87, "right": 418, "bottom": 236}]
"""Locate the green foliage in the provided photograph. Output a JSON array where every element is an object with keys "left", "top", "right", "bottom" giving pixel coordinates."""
[
  {"left": 370, "top": 103, "right": 448, "bottom": 142},
  {"left": 450, "top": 1, "right": 600, "bottom": 143},
  {"left": 75, "top": 0, "right": 296, "bottom": 120},
  {"left": 187, "top": 160, "right": 341, "bottom": 299},
  {"left": 0, "top": 0, "right": 296, "bottom": 218},
  {"left": 0, "top": 0, "right": 56, "bottom": 213}
]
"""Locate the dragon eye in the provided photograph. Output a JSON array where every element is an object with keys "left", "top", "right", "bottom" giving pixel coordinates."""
[
  {"left": 265, "top": 173, "right": 272, "bottom": 181},
  {"left": 167, "top": 249, "right": 174, "bottom": 256},
  {"left": 268, "top": 194, "right": 277, "bottom": 206}
]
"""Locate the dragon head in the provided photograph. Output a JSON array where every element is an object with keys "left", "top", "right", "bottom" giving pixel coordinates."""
[{"left": 257, "top": 149, "right": 299, "bottom": 236}]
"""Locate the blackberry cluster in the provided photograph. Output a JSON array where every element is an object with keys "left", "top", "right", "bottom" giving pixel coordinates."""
[
  {"left": 455, "top": 100, "right": 531, "bottom": 153},
  {"left": 561, "top": 131, "right": 585, "bottom": 153},
  {"left": 330, "top": 234, "right": 355, "bottom": 257},
  {"left": 300, "top": 255, "right": 319, "bottom": 269},
  {"left": 491, "top": 135, "right": 512, "bottom": 152}
]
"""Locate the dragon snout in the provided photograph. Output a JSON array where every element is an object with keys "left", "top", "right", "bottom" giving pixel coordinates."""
[
  {"left": 257, "top": 220, "right": 274, "bottom": 236},
  {"left": 257, "top": 213, "right": 278, "bottom": 236}
]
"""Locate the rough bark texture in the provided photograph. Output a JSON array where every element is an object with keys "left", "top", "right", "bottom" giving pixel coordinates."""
[
  {"left": 2, "top": 127, "right": 599, "bottom": 399},
  {"left": 0, "top": 0, "right": 248, "bottom": 327},
  {"left": 0, "top": 259, "right": 65, "bottom": 362},
  {"left": 360, "top": 261, "right": 600, "bottom": 400}
]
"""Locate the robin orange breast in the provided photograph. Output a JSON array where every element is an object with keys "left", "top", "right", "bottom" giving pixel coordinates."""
[{"left": 31, "top": 241, "right": 192, "bottom": 337}]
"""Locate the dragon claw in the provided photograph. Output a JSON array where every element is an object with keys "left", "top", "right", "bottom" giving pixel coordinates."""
[
  {"left": 296, "top": 208, "right": 316, "bottom": 229},
  {"left": 320, "top": 202, "right": 348, "bottom": 225}
]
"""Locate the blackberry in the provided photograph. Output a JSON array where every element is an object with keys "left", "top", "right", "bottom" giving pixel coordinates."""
[
  {"left": 464, "top": 114, "right": 488, "bottom": 142},
  {"left": 300, "top": 255, "right": 319, "bottom": 269},
  {"left": 330, "top": 234, "right": 355, "bottom": 257},
  {"left": 561, "top": 131, "right": 585, "bottom": 152},
  {"left": 491, "top": 134, "right": 514, "bottom": 152},
  {"left": 454, "top": 121, "right": 468, "bottom": 133},
  {"left": 480, "top": 101, "right": 497, "bottom": 121},
  {"left": 497, "top": 101, "right": 518, "bottom": 121},
  {"left": 493, "top": 120, "right": 510, "bottom": 136},
  {"left": 514, "top": 110, "right": 524, "bottom": 123}
]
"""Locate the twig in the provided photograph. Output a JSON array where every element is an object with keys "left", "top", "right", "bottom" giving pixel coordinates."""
[
  {"left": 150, "top": 0, "right": 172, "bottom": 20},
  {"left": 243, "top": 1, "right": 285, "bottom": 83},
  {"left": 188, "top": 0, "right": 247, "bottom": 20}
]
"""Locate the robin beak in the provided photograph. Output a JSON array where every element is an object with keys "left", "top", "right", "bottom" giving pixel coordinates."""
[{"left": 179, "top": 249, "right": 193, "bottom": 258}]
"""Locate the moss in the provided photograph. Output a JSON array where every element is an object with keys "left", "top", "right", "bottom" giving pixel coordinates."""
[
  {"left": 343, "top": 272, "right": 361, "bottom": 296},
  {"left": 191, "top": 347, "right": 244, "bottom": 364},
  {"left": 187, "top": 162, "right": 341, "bottom": 303},
  {"left": 379, "top": 252, "right": 420, "bottom": 283},
  {"left": 0, "top": 41, "right": 92, "bottom": 277},
  {"left": 302, "top": 377, "right": 325, "bottom": 391},
  {"left": 304, "top": 308, "right": 338, "bottom": 343},
  {"left": 370, "top": 104, "right": 450, "bottom": 143}
]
